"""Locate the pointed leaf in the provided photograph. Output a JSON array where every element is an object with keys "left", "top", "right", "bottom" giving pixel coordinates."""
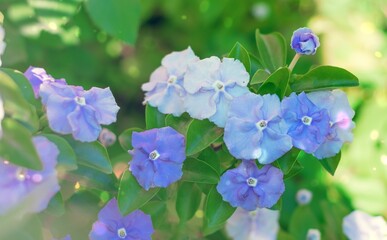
[
  {"left": 176, "top": 182, "right": 202, "bottom": 222},
  {"left": 319, "top": 151, "right": 341, "bottom": 176},
  {"left": 257, "top": 67, "right": 290, "bottom": 99},
  {"left": 165, "top": 113, "right": 193, "bottom": 137},
  {"left": 250, "top": 69, "right": 270, "bottom": 85},
  {"left": 182, "top": 157, "right": 219, "bottom": 184},
  {"left": 40, "top": 134, "right": 77, "bottom": 170},
  {"left": 145, "top": 104, "right": 166, "bottom": 129},
  {"left": 228, "top": 42, "right": 251, "bottom": 73},
  {"left": 118, "top": 127, "right": 143, "bottom": 151},
  {"left": 186, "top": 119, "right": 223, "bottom": 156}
]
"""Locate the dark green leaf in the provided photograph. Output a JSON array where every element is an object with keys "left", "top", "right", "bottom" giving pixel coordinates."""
[
  {"left": 257, "top": 67, "right": 290, "bottom": 99},
  {"left": 250, "top": 69, "right": 270, "bottom": 85},
  {"left": 176, "top": 182, "right": 202, "bottom": 222},
  {"left": 45, "top": 192, "right": 65, "bottom": 216},
  {"left": 186, "top": 119, "right": 223, "bottom": 156},
  {"left": 84, "top": 0, "right": 141, "bottom": 44},
  {"left": 289, "top": 206, "right": 321, "bottom": 240},
  {"left": 0, "top": 118, "right": 42, "bottom": 170},
  {"left": 198, "top": 147, "right": 221, "bottom": 175},
  {"left": 182, "top": 157, "right": 219, "bottom": 184},
  {"left": 290, "top": 66, "right": 359, "bottom": 92},
  {"left": 203, "top": 186, "right": 236, "bottom": 235},
  {"left": 118, "top": 127, "right": 143, "bottom": 151},
  {"left": 165, "top": 113, "right": 193, "bottom": 137},
  {"left": 255, "top": 29, "right": 287, "bottom": 73},
  {"left": 319, "top": 151, "right": 341, "bottom": 176},
  {"left": 118, "top": 170, "right": 160, "bottom": 215},
  {"left": 40, "top": 134, "right": 77, "bottom": 170},
  {"left": 68, "top": 164, "right": 117, "bottom": 191},
  {"left": 140, "top": 200, "right": 167, "bottom": 228},
  {"left": 145, "top": 104, "right": 166, "bottom": 129},
  {"left": 249, "top": 53, "right": 264, "bottom": 76},
  {"left": 284, "top": 160, "right": 304, "bottom": 179},
  {"left": 228, "top": 42, "right": 251, "bottom": 73},
  {"left": 274, "top": 148, "right": 300, "bottom": 175}
]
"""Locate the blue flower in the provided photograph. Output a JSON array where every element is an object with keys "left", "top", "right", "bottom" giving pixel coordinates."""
[
  {"left": 343, "top": 210, "right": 387, "bottom": 240},
  {"left": 216, "top": 161, "right": 285, "bottom": 211},
  {"left": 183, "top": 57, "right": 250, "bottom": 127},
  {"left": 142, "top": 47, "right": 199, "bottom": 116},
  {"left": 24, "top": 66, "right": 67, "bottom": 98},
  {"left": 0, "top": 136, "right": 60, "bottom": 216},
  {"left": 129, "top": 126, "right": 186, "bottom": 190},
  {"left": 89, "top": 198, "right": 153, "bottom": 240},
  {"left": 307, "top": 90, "right": 355, "bottom": 159},
  {"left": 291, "top": 27, "right": 320, "bottom": 55},
  {"left": 281, "top": 92, "right": 330, "bottom": 154},
  {"left": 224, "top": 93, "right": 292, "bottom": 164},
  {"left": 39, "top": 84, "right": 120, "bottom": 142}
]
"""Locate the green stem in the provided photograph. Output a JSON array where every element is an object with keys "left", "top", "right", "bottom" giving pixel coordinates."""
[{"left": 288, "top": 53, "right": 301, "bottom": 72}]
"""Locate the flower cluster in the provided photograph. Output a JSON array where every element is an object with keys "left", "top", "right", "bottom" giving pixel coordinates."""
[{"left": 24, "top": 67, "right": 120, "bottom": 142}]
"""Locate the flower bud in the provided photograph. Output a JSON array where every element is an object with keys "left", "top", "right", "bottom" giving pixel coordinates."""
[{"left": 291, "top": 27, "right": 320, "bottom": 55}]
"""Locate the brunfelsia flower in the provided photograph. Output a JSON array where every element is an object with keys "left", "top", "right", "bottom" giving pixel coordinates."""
[
  {"left": 129, "top": 126, "right": 186, "bottom": 190},
  {"left": 226, "top": 207, "right": 280, "bottom": 240},
  {"left": 307, "top": 90, "right": 355, "bottom": 159},
  {"left": 0, "top": 136, "right": 60, "bottom": 215},
  {"left": 342, "top": 210, "right": 387, "bottom": 240},
  {"left": 183, "top": 56, "right": 250, "bottom": 127},
  {"left": 306, "top": 229, "right": 321, "bottom": 240},
  {"left": 39, "top": 83, "right": 120, "bottom": 142},
  {"left": 0, "top": 24, "right": 6, "bottom": 66},
  {"left": 291, "top": 27, "right": 320, "bottom": 55},
  {"left": 217, "top": 161, "right": 285, "bottom": 210},
  {"left": 281, "top": 92, "right": 330, "bottom": 154},
  {"left": 24, "top": 66, "right": 67, "bottom": 98},
  {"left": 89, "top": 198, "right": 153, "bottom": 240},
  {"left": 224, "top": 93, "right": 292, "bottom": 164},
  {"left": 142, "top": 47, "right": 199, "bottom": 116},
  {"left": 0, "top": 95, "right": 4, "bottom": 138}
]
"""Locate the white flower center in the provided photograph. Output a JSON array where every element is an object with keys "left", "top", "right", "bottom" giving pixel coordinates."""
[
  {"left": 74, "top": 96, "right": 86, "bottom": 106},
  {"left": 149, "top": 150, "right": 160, "bottom": 161},
  {"left": 212, "top": 80, "right": 225, "bottom": 91},
  {"left": 302, "top": 116, "right": 312, "bottom": 126},
  {"left": 246, "top": 177, "right": 258, "bottom": 187},
  {"left": 256, "top": 120, "right": 267, "bottom": 131},
  {"left": 167, "top": 75, "right": 177, "bottom": 84},
  {"left": 117, "top": 227, "right": 127, "bottom": 239}
]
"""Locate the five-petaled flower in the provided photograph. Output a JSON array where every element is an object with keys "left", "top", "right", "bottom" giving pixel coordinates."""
[
  {"left": 217, "top": 161, "right": 285, "bottom": 211},
  {"left": 129, "top": 126, "right": 186, "bottom": 190},
  {"left": 89, "top": 198, "right": 153, "bottom": 240},
  {"left": 24, "top": 66, "right": 67, "bottom": 98},
  {"left": 291, "top": 27, "right": 320, "bottom": 55}
]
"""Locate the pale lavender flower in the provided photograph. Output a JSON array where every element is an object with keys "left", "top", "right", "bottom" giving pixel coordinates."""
[
  {"left": 89, "top": 198, "right": 153, "bottom": 240},
  {"left": 129, "top": 126, "right": 186, "bottom": 190},
  {"left": 217, "top": 161, "right": 285, "bottom": 210},
  {"left": 291, "top": 27, "right": 320, "bottom": 55},
  {"left": 226, "top": 207, "right": 280, "bottom": 240},
  {"left": 39, "top": 84, "right": 120, "bottom": 142},
  {"left": 0, "top": 136, "right": 60, "bottom": 215},
  {"left": 224, "top": 93, "right": 292, "bottom": 164},
  {"left": 24, "top": 66, "right": 66, "bottom": 98},
  {"left": 296, "top": 188, "right": 313, "bottom": 205},
  {"left": 142, "top": 47, "right": 199, "bottom": 116},
  {"left": 343, "top": 210, "right": 387, "bottom": 240},
  {"left": 184, "top": 56, "right": 250, "bottom": 127},
  {"left": 307, "top": 229, "right": 321, "bottom": 240},
  {"left": 0, "top": 24, "right": 5, "bottom": 66},
  {"left": 307, "top": 90, "right": 355, "bottom": 159}
]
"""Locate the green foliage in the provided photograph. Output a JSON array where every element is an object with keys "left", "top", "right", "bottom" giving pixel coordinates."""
[
  {"left": 176, "top": 182, "right": 202, "bottom": 222},
  {"left": 228, "top": 42, "right": 251, "bottom": 73},
  {"left": 165, "top": 113, "right": 193, "bottom": 137},
  {"left": 186, "top": 119, "right": 223, "bottom": 156},
  {"left": 319, "top": 152, "right": 341, "bottom": 176},
  {"left": 181, "top": 157, "right": 219, "bottom": 184},
  {"left": 118, "top": 127, "right": 143, "bottom": 151},
  {"left": 256, "top": 67, "right": 290, "bottom": 99},
  {"left": 145, "top": 104, "right": 166, "bottom": 129},
  {"left": 40, "top": 134, "right": 77, "bottom": 170}
]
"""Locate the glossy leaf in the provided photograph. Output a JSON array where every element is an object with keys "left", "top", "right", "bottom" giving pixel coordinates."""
[
  {"left": 45, "top": 192, "right": 65, "bottom": 216},
  {"left": 118, "top": 170, "right": 160, "bottom": 215},
  {"left": 118, "top": 127, "right": 143, "bottom": 151},
  {"left": 40, "top": 134, "right": 77, "bottom": 170},
  {"left": 319, "top": 151, "right": 341, "bottom": 176},
  {"left": 145, "top": 104, "right": 166, "bottom": 129},
  {"left": 165, "top": 113, "right": 193, "bottom": 137},
  {"left": 228, "top": 42, "right": 251, "bottom": 73},
  {"left": 67, "top": 164, "right": 117, "bottom": 191},
  {"left": 255, "top": 29, "right": 287, "bottom": 73},
  {"left": 290, "top": 66, "right": 359, "bottom": 92},
  {"left": 186, "top": 119, "right": 223, "bottom": 156},
  {"left": 182, "top": 157, "right": 219, "bottom": 184},
  {"left": 84, "top": 0, "right": 141, "bottom": 44},
  {"left": 250, "top": 69, "right": 270, "bottom": 85},
  {"left": 176, "top": 182, "right": 202, "bottom": 222},
  {"left": 257, "top": 67, "right": 290, "bottom": 99},
  {"left": 249, "top": 53, "right": 264, "bottom": 76},
  {"left": 0, "top": 118, "right": 42, "bottom": 170},
  {"left": 140, "top": 200, "right": 167, "bottom": 228},
  {"left": 203, "top": 186, "right": 236, "bottom": 235}
]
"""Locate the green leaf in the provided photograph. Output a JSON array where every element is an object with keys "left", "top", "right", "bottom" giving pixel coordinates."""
[
  {"left": 289, "top": 206, "right": 321, "bottom": 240},
  {"left": 275, "top": 148, "right": 300, "bottom": 174},
  {"left": 182, "top": 157, "right": 219, "bottom": 184},
  {"left": 186, "top": 119, "right": 223, "bottom": 156},
  {"left": 84, "top": 0, "right": 141, "bottom": 44},
  {"left": 140, "top": 200, "right": 167, "bottom": 228},
  {"left": 145, "top": 104, "right": 166, "bottom": 129},
  {"left": 176, "top": 182, "right": 202, "bottom": 222},
  {"left": 40, "top": 134, "right": 77, "bottom": 170},
  {"left": 249, "top": 53, "right": 264, "bottom": 75},
  {"left": 68, "top": 164, "right": 117, "bottom": 191},
  {"left": 284, "top": 160, "right": 304, "bottom": 179},
  {"left": 255, "top": 29, "right": 287, "bottom": 73},
  {"left": 165, "top": 113, "right": 193, "bottom": 137},
  {"left": 118, "top": 127, "right": 143, "bottom": 151},
  {"left": 118, "top": 170, "right": 160, "bottom": 215},
  {"left": 65, "top": 138, "right": 112, "bottom": 174},
  {"left": 0, "top": 118, "right": 42, "bottom": 170},
  {"left": 45, "top": 192, "right": 65, "bottom": 216},
  {"left": 203, "top": 186, "right": 236, "bottom": 235},
  {"left": 319, "top": 151, "right": 341, "bottom": 176},
  {"left": 290, "top": 66, "right": 359, "bottom": 92},
  {"left": 228, "top": 42, "right": 251, "bottom": 73},
  {"left": 250, "top": 69, "right": 270, "bottom": 85},
  {"left": 257, "top": 67, "right": 290, "bottom": 99}
]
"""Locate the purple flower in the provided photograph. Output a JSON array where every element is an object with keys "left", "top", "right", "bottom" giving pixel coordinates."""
[
  {"left": 343, "top": 210, "right": 387, "bottom": 240},
  {"left": 226, "top": 207, "right": 280, "bottom": 240},
  {"left": 183, "top": 57, "right": 250, "bottom": 127},
  {"left": 0, "top": 136, "right": 60, "bottom": 215},
  {"left": 0, "top": 95, "right": 3, "bottom": 138},
  {"left": 142, "top": 47, "right": 199, "bottom": 116},
  {"left": 89, "top": 198, "right": 153, "bottom": 240},
  {"left": 24, "top": 66, "right": 67, "bottom": 98},
  {"left": 307, "top": 90, "right": 355, "bottom": 159},
  {"left": 129, "top": 126, "right": 186, "bottom": 190},
  {"left": 291, "top": 27, "right": 320, "bottom": 55},
  {"left": 281, "top": 92, "right": 330, "bottom": 154},
  {"left": 216, "top": 161, "right": 285, "bottom": 211},
  {"left": 39, "top": 83, "right": 120, "bottom": 142},
  {"left": 224, "top": 93, "right": 292, "bottom": 164}
]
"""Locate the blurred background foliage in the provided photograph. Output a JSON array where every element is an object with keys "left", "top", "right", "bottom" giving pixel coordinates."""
[{"left": 0, "top": 0, "right": 386, "bottom": 239}]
